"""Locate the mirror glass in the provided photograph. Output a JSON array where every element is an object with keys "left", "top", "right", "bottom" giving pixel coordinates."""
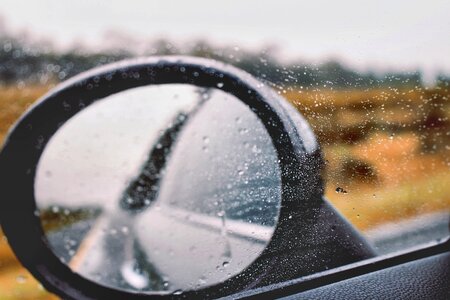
[{"left": 34, "top": 84, "right": 282, "bottom": 292}]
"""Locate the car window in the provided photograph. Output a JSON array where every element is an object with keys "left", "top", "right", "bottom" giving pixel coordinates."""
[{"left": 0, "top": 1, "right": 449, "bottom": 298}]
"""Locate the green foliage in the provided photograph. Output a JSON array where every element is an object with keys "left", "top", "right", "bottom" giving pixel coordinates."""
[{"left": 0, "top": 35, "right": 425, "bottom": 88}]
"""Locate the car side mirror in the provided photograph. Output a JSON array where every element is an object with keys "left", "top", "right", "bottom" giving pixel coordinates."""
[{"left": 0, "top": 56, "right": 374, "bottom": 299}]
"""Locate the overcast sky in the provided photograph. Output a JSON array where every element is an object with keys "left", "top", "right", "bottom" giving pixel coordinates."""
[
  {"left": 0, "top": 0, "right": 449, "bottom": 81},
  {"left": 35, "top": 85, "right": 199, "bottom": 209}
]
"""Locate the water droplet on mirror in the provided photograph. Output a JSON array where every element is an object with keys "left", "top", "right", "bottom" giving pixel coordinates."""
[
  {"left": 16, "top": 275, "right": 27, "bottom": 284},
  {"left": 335, "top": 187, "right": 348, "bottom": 194},
  {"left": 238, "top": 128, "right": 248, "bottom": 134},
  {"left": 252, "top": 145, "right": 262, "bottom": 154},
  {"left": 201, "top": 93, "right": 209, "bottom": 100},
  {"left": 197, "top": 276, "right": 207, "bottom": 286},
  {"left": 163, "top": 280, "right": 170, "bottom": 288}
]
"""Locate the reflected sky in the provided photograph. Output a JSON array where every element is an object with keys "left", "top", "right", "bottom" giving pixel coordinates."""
[{"left": 35, "top": 85, "right": 199, "bottom": 210}]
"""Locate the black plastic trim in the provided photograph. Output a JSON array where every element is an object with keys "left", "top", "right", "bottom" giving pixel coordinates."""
[{"left": 232, "top": 238, "right": 450, "bottom": 299}]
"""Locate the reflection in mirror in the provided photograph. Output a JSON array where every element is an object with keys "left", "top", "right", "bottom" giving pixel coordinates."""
[{"left": 34, "top": 84, "right": 282, "bottom": 292}]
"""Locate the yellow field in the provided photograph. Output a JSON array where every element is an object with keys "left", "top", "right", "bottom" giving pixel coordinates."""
[
  {"left": 284, "top": 87, "right": 449, "bottom": 229},
  {"left": 0, "top": 84, "right": 449, "bottom": 298},
  {"left": 0, "top": 85, "right": 59, "bottom": 299}
]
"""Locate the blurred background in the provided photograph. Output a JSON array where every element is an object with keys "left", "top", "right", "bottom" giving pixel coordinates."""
[{"left": 0, "top": 0, "right": 449, "bottom": 298}]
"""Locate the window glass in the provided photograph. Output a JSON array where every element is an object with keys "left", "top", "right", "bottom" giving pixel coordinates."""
[{"left": 0, "top": 1, "right": 448, "bottom": 298}]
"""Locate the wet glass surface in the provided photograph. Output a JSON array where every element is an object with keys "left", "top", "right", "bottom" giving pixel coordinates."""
[{"left": 34, "top": 84, "right": 281, "bottom": 292}]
